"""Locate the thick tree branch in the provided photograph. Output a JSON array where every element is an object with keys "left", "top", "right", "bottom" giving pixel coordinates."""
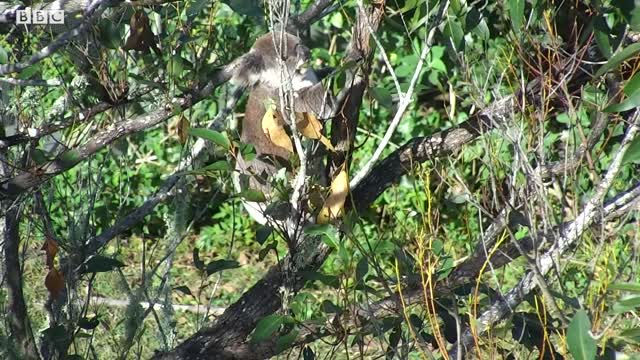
[
  {"left": 351, "top": 96, "right": 514, "bottom": 212},
  {"left": 2, "top": 203, "right": 39, "bottom": 359},
  {"left": 0, "top": 101, "right": 179, "bottom": 197}
]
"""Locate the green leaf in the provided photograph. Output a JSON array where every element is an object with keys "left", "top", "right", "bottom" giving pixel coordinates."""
[
  {"left": 567, "top": 310, "right": 596, "bottom": 360},
  {"left": 631, "top": 8, "right": 640, "bottom": 32},
  {"left": 355, "top": 257, "right": 368, "bottom": 283},
  {"left": 252, "top": 314, "right": 284, "bottom": 343},
  {"left": 256, "top": 226, "right": 272, "bottom": 245},
  {"left": 188, "top": 128, "right": 231, "bottom": 149},
  {"left": 593, "top": 17, "right": 612, "bottom": 59},
  {"left": 59, "top": 149, "right": 82, "bottom": 167},
  {"left": 173, "top": 285, "right": 193, "bottom": 296},
  {"left": 31, "top": 149, "right": 49, "bottom": 165},
  {"left": 304, "top": 224, "right": 339, "bottom": 248},
  {"left": 275, "top": 329, "right": 298, "bottom": 353},
  {"left": 258, "top": 240, "right": 277, "bottom": 261},
  {"left": 622, "top": 136, "right": 640, "bottom": 164},
  {"left": 223, "top": 0, "right": 263, "bottom": 17},
  {"left": 437, "top": 257, "right": 455, "bottom": 280},
  {"left": 303, "top": 346, "right": 315, "bottom": 360},
  {"left": 193, "top": 248, "right": 205, "bottom": 271},
  {"left": 186, "top": 0, "right": 209, "bottom": 19},
  {"left": 596, "top": 43, "right": 640, "bottom": 77},
  {"left": 620, "top": 327, "right": 640, "bottom": 341},
  {"left": 97, "top": 20, "right": 121, "bottom": 49},
  {"left": 370, "top": 87, "right": 393, "bottom": 108},
  {"left": 329, "top": 12, "right": 343, "bottom": 28},
  {"left": 396, "top": 55, "right": 418, "bottom": 78},
  {"left": 301, "top": 271, "right": 339, "bottom": 288},
  {"left": 613, "top": 295, "right": 640, "bottom": 313},
  {"left": 609, "top": 282, "right": 640, "bottom": 293},
  {"left": 238, "top": 189, "right": 266, "bottom": 202},
  {"left": 321, "top": 300, "right": 343, "bottom": 314},
  {"left": 509, "top": 0, "right": 525, "bottom": 33},
  {"left": 167, "top": 54, "right": 185, "bottom": 78},
  {"left": 78, "top": 316, "right": 100, "bottom": 330},
  {"left": 18, "top": 64, "right": 40, "bottom": 80},
  {"left": 604, "top": 89, "right": 640, "bottom": 113},
  {"left": 0, "top": 45, "right": 8, "bottom": 64},
  {"left": 80, "top": 256, "right": 125, "bottom": 274},
  {"left": 240, "top": 143, "right": 256, "bottom": 161},
  {"left": 205, "top": 259, "right": 240, "bottom": 275},
  {"left": 201, "top": 160, "right": 231, "bottom": 172},
  {"left": 624, "top": 72, "right": 640, "bottom": 96}
]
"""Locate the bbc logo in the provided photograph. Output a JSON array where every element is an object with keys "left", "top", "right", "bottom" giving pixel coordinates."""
[{"left": 16, "top": 8, "right": 64, "bottom": 25}]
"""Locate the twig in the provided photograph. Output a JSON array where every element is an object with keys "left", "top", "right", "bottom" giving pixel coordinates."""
[
  {"left": 349, "top": 0, "right": 450, "bottom": 189},
  {"left": 449, "top": 110, "right": 640, "bottom": 358},
  {"left": 0, "top": 78, "right": 62, "bottom": 86},
  {"left": 0, "top": 0, "right": 109, "bottom": 75}
]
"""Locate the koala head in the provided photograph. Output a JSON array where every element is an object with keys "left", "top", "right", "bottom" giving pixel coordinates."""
[{"left": 230, "top": 32, "right": 314, "bottom": 92}]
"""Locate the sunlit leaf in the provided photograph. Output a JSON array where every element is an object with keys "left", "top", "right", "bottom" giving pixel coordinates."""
[
  {"left": 509, "top": 0, "right": 525, "bottom": 33},
  {"left": 188, "top": 128, "right": 231, "bottom": 149},
  {"left": 603, "top": 89, "right": 640, "bottom": 112},
  {"left": 252, "top": 314, "right": 284, "bottom": 343},
  {"left": 239, "top": 189, "right": 267, "bottom": 202},
  {"left": 0, "top": 45, "right": 8, "bottom": 64},
  {"left": 317, "top": 164, "right": 349, "bottom": 224},
  {"left": 609, "top": 282, "right": 640, "bottom": 293},
  {"left": 567, "top": 310, "right": 596, "bottom": 360},
  {"left": 596, "top": 43, "right": 640, "bottom": 77},
  {"left": 622, "top": 136, "right": 640, "bottom": 164},
  {"left": 262, "top": 105, "right": 293, "bottom": 153},
  {"left": 296, "top": 112, "right": 335, "bottom": 151}
]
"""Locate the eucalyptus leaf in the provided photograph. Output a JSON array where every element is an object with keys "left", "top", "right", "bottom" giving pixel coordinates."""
[
  {"left": 188, "top": 128, "right": 231, "bottom": 149},
  {"left": 596, "top": 43, "right": 640, "bottom": 77},
  {"left": 567, "top": 310, "right": 596, "bottom": 360},
  {"left": 252, "top": 314, "right": 284, "bottom": 343},
  {"left": 80, "top": 256, "right": 125, "bottom": 274},
  {"left": 205, "top": 259, "right": 240, "bottom": 275}
]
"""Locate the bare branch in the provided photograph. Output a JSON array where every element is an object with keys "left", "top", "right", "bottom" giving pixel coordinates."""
[
  {"left": 349, "top": 0, "right": 449, "bottom": 188},
  {"left": 449, "top": 110, "right": 640, "bottom": 358},
  {"left": 0, "top": 0, "right": 110, "bottom": 76}
]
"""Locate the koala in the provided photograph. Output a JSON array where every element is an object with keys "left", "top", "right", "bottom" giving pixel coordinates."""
[{"left": 228, "top": 32, "right": 334, "bottom": 226}]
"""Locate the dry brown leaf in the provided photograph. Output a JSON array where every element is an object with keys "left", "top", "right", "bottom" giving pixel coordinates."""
[
  {"left": 123, "top": 10, "right": 161, "bottom": 55},
  {"left": 177, "top": 115, "right": 190, "bottom": 144},
  {"left": 45, "top": 268, "right": 64, "bottom": 298},
  {"left": 262, "top": 105, "right": 293, "bottom": 153},
  {"left": 296, "top": 112, "right": 335, "bottom": 152},
  {"left": 41, "top": 237, "right": 58, "bottom": 269},
  {"left": 317, "top": 164, "right": 349, "bottom": 224}
]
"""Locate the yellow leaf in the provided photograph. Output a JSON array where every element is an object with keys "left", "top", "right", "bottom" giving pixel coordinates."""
[
  {"left": 296, "top": 112, "right": 323, "bottom": 139},
  {"left": 296, "top": 112, "right": 335, "bottom": 152},
  {"left": 262, "top": 105, "right": 293, "bottom": 153},
  {"left": 317, "top": 164, "right": 349, "bottom": 224}
]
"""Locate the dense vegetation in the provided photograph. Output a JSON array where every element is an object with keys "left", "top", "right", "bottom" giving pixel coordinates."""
[{"left": 1, "top": 0, "right": 640, "bottom": 358}]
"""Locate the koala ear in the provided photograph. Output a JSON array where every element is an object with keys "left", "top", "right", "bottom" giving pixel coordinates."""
[{"left": 228, "top": 50, "right": 265, "bottom": 87}]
